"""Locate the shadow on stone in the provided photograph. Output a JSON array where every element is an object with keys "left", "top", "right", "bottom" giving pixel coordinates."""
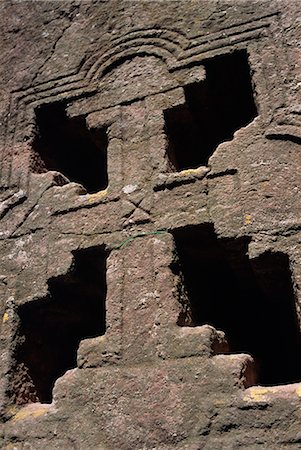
[
  {"left": 12, "top": 246, "right": 107, "bottom": 405},
  {"left": 172, "top": 224, "right": 301, "bottom": 386},
  {"left": 32, "top": 102, "right": 108, "bottom": 194},
  {"left": 164, "top": 49, "right": 258, "bottom": 171}
]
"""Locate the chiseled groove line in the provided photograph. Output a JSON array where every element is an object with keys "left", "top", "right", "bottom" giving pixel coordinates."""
[
  {"left": 11, "top": 30, "right": 184, "bottom": 97},
  {"left": 4, "top": 98, "right": 23, "bottom": 189},
  {"left": 113, "top": 36, "right": 181, "bottom": 54},
  {"left": 11, "top": 15, "right": 277, "bottom": 97},
  {"left": 16, "top": 102, "right": 29, "bottom": 190},
  {"left": 8, "top": 96, "right": 29, "bottom": 189},
  {"left": 186, "top": 22, "right": 270, "bottom": 54},
  {"left": 25, "top": 87, "right": 98, "bottom": 113},
  {"left": 22, "top": 81, "right": 94, "bottom": 108},
  {"left": 212, "top": 11, "right": 278, "bottom": 32},
  {"left": 108, "top": 27, "right": 188, "bottom": 45},
  {"left": 98, "top": 36, "right": 181, "bottom": 58},
  {"left": 12, "top": 18, "right": 275, "bottom": 101},
  {"left": 179, "top": 27, "right": 269, "bottom": 61},
  {"left": 80, "top": 30, "right": 187, "bottom": 74},
  {"left": 0, "top": 95, "right": 14, "bottom": 186},
  {"left": 91, "top": 46, "right": 177, "bottom": 81},
  {"left": 187, "top": 14, "right": 277, "bottom": 50},
  {"left": 0, "top": 94, "right": 20, "bottom": 188},
  {"left": 84, "top": 28, "right": 187, "bottom": 65},
  {"left": 90, "top": 20, "right": 272, "bottom": 79},
  {"left": 87, "top": 40, "right": 179, "bottom": 81},
  {"left": 11, "top": 71, "right": 83, "bottom": 97},
  {"left": 172, "top": 30, "right": 267, "bottom": 69},
  {"left": 17, "top": 79, "right": 89, "bottom": 106},
  {"left": 0, "top": 103, "right": 9, "bottom": 182}
]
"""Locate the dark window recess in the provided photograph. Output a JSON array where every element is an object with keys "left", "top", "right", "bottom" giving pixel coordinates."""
[
  {"left": 32, "top": 102, "right": 108, "bottom": 194},
  {"left": 164, "top": 50, "right": 258, "bottom": 171},
  {"left": 12, "top": 246, "right": 107, "bottom": 405},
  {"left": 172, "top": 225, "right": 301, "bottom": 386}
]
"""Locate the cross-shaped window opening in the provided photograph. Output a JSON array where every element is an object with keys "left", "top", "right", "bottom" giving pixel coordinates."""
[
  {"left": 173, "top": 225, "right": 301, "bottom": 386},
  {"left": 32, "top": 102, "right": 108, "bottom": 194},
  {"left": 12, "top": 246, "right": 107, "bottom": 405},
  {"left": 164, "top": 49, "right": 258, "bottom": 171}
]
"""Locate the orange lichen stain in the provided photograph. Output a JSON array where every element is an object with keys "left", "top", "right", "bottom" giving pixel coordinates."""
[
  {"left": 2, "top": 312, "right": 9, "bottom": 323},
  {"left": 88, "top": 188, "right": 108, "bottom": 203},
  {"left": 244, "top": 213, "right": 252, "bottom": 225},
  {"left": 11, "top": 403, "right": 51, "bottom": 423}
]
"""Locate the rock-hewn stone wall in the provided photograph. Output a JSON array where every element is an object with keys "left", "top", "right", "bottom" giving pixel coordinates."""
[{"left": 1, "top": 1, "right": 301, "bottom": 448}]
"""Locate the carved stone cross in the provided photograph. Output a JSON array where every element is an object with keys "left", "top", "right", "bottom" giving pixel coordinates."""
[{"left": 1, "top": 11, "right": 301, "bottom": 448}]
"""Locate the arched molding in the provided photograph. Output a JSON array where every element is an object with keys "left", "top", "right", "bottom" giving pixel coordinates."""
[{"left": 83, "top": 28, "right": 188, "bottom": 81}]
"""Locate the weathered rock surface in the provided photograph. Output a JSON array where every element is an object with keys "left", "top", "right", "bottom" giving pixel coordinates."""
[{"left": 0, "top": 1, "right": 301, "bottom": 448}]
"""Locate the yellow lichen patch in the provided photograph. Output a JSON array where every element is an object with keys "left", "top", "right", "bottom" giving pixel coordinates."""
[
  {"left": 2, "top": 312, "right": 9, "bottom": 323},
  {"left": 295, "top": 386, "right": 301, "bottom": 397},
  {"left": 244, "top": 387, "right": 269, "bottom": 402},
  {"left": 11, "top": 404, "right": 51, "bottom": 423},
  {"left": 5, "top": 443, "right": 18, "bottom": 450},
  {"left": 178, "top": 168, "right": 205, "bottom": 177},
  {"left": 213, "top": 397, "right": 228, "bottom": 407},
  {"left": 244, "top": 213, "right": 252, "bottom": 225},
  {"left": 244, "top": 384, "right": 301, "bottom": 402},
  {"left": 88, "top": 188, "right": 108, "bottom": 203},
  {"left": 6, "top": 406, "right": 18, "bottom": 417}
]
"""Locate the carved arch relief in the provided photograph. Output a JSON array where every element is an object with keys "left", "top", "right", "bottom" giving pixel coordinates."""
[{"left": 2, "top": 16, "right": 300, "bottom": 192}]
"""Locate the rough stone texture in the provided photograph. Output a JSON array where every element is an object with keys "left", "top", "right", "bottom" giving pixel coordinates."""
[{"left": 0, "top": 1, "right": 301, "bottom": 449}]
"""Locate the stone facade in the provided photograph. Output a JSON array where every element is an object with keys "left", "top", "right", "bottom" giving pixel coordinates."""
[{"left": 0, "top": 1, "right": 301, "bottom": 448}]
